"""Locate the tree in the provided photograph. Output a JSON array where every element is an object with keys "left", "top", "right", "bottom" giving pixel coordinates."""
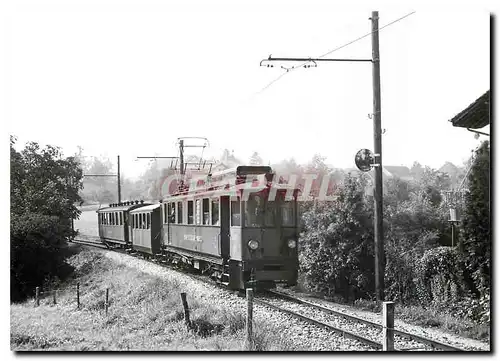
[
  {"left": 249, "top": 151, "right": 263, "bottom": 166},
  {"left": 299, "top": 174, "right": 374, "bottom": 301},
  {"left": 460, "top": 141, "right": 490, "bottom": 296},
  {"left": 10, "top": 136, "right": 84, "bottom": 301}
]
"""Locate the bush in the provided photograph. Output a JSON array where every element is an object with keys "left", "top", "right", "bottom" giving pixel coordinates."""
[
  {"left": 10, "top": 213, "right": 74, "bottom": 302},
  {"left": 298, "top": 175, "right": 374, "bottom": 301}
]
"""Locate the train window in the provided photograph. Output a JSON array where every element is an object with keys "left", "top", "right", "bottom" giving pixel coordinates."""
[
  {"left": 282, "top": 201, "right": 295, "bottom": 226},
  {"left": 170, "top": 202, "right": 176, "bottom": 223},
  {"left": 211, "top": 198, "right": 220, "bottom": 226},
  {"left": 147, "top": 213, "right": 151, "bottom": 229},
  {"left": 245, "top": 194, "right": 275, "bottom": 227},
  {"left": 120, "top": 212, "right": 123, "bottom": 226},
  {"left": 265, "top": 201, "right": 276, "bottom": 227},
  {"left": 245, "top": 194, "right": 265, "bottom": 227},
  {"left": 142, "top": 213, "right": 146, "bottom": 229},
  {"left": 195, "top": 199, "right": 202, "bottom": 225},
  {"left": 163, "top": 203, "right": 167, "bottom": 223},
  {"left": 177, "top": 202, "right": 183, "bottom": 224},
  {"left": 113, "top": 213, "right": 116, "bottom": 225},
  {"left": 187, "top": 201, "right": 194, "bottom": 224},
  {"left": 231, "top": 200, "right": 241, "bottom": 226},
  {"left": 203, "top": 199, "right": 210, "bottom": 225},
  {"left": 135, "top": 214, "right": 138, "bottom": 229}
]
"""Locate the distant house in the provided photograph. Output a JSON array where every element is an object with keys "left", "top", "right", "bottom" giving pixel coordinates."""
[
  {"left": 383, "top": 166, "right": 413, "bottom": 181},
  {"left": 345, "top": 166, "right": 412, "bottom": 181},
  {"left": 210, "top": 150, "right": 242, "bottom": 174}
]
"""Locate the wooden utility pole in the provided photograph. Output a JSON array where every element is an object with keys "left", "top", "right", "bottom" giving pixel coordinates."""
[
  {"left": 117, "top": 155, "right": 121, "bottom": 203},
  {"left": 371, "top": 11, "right": 384, "bottom": 302},
  {"left": 179, "top": 139, "right": 185, "bottom": 177},
  {"left": 259, "top": 10, "right": 388, "bottom": 301}
]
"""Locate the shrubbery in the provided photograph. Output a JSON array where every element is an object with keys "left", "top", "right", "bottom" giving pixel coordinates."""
[
  {"left": 297, "top": 141, "right": 490, "bottom": 327},
  {"left": 299, "top": 175, "right": 375, "bottom": 301},
  {"left": 10, "top": 136, "right": 83, "bottom": 302}
]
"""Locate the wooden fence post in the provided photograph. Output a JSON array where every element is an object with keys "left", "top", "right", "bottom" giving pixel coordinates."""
[
  {"left": 105, "top": 288, "right": 109, "bottom": 315},
  {"left": 246, "top": 288, "right": 254, "bottom": 350},
  {"left": 382, "top": 301, "right": 395, "bottom": 351},
  {"left": 180, "top": 292, "right": 191, "bottom": 329},
  {"left": 53, "top": 290, "right": 57, "bottom": 305},
  {"left": 76, "top": 283, "right": 80, "bottom": 309},
  {"left": 35, "top": 287, "right": 40, "bottom": 307}
]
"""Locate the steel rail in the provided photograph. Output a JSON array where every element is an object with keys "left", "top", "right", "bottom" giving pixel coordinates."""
[
  {"left": 253, "top": 297, "right": 383, "bottom": 350},
  {"left": 269, "top": 290, "right": 464, "bottom": 351},
  {"left": 71, "top": 238, "right": 109, "bottom": 249}
]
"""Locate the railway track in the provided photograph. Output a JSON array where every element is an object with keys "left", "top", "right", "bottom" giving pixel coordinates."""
[
  {"left": 253, "top": 295, "right": 382, "bottom": 350},
  {"left": 70, "top": 238, "right": 109, "bottom": 249},
  {"left": 71, "top": 235, "right": 468, "bottom": 351},
  {"left": 263, "top": 290, "right": 465, "bottom": 351}
]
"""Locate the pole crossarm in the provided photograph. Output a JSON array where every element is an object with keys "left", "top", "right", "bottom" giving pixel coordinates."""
[{"left": 262, "top": 56, "right": 373, "bottom": 63}]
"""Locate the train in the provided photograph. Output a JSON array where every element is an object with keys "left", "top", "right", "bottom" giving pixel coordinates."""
[{"left": 96, "top": 165, "right": 300, "bottom": 290}]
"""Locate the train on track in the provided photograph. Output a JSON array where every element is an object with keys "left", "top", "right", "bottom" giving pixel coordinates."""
[{"left": 96, "top": 165, "right": 300, "bottom": 290}]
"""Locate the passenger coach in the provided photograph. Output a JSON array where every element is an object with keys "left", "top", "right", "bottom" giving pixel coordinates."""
[{"left": 97, "top": 200, "right": 149, "bottom": 247}]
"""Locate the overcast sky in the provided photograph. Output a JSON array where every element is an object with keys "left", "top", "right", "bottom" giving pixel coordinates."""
[{"left": 4, "top": 1, "right": 491, "bottom": 178}]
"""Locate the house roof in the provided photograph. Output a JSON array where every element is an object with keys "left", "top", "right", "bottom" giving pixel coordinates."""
[
  {"left": 384, "top": 166, "right": 412, "bottom": 179},
  {"left": 449, "top": 90, "right": 490, "bottom": 129}
]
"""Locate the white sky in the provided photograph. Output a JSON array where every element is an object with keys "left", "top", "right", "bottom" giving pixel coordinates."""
[{"left": 4, "top": 1, "right": 491, "bottom": 180}]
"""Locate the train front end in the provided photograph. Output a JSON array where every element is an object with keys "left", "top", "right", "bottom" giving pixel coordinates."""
[{"left": 228, "top": 181, "right": 300, "bottom": 290}]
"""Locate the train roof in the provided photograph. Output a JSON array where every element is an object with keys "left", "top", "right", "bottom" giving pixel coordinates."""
[
  {"left": 163, "top": 182, "right": 300, "bottom": 201},
  {"left": 97, "top": 203, "right": 151, "bottom": 213},
  {"left": 129, "top": 203, "right": 162, "bottom": 213}
]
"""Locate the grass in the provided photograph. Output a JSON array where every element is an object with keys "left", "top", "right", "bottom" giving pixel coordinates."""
[{"left": 11, "top": 247, "right": 295, "bottom": 351}]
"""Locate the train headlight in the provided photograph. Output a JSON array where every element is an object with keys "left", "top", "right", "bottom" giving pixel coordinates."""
[
  {"left": 247, "top": 239, "right": 260, "bottom": 251},
  {"left": 287, "top": 239, "right": 297, "bottom": 249}
]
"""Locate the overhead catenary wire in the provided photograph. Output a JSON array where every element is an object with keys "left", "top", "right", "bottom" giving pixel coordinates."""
[{"left": 256, "top": 10, "right": 416, "bottom": 95}]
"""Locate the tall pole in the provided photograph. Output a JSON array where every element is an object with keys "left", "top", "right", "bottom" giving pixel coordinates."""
[
  {"left": 117, "top": 155, "right": 121, "bottom": 203},
  {"left": 371, "top": 11, "right": 384, "bottom": 302},
  {"left": 179, "top": 139, "right": 184, "bottom": 176}
]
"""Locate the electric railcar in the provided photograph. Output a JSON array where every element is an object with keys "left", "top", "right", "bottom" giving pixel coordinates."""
[{"left": 96, "top": 166, "right": 300, "bottom": 290}]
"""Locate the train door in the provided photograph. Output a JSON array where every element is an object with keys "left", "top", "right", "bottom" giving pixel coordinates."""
[{"left": 220, "top": 196, "right": 230, "bottom": 259}]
